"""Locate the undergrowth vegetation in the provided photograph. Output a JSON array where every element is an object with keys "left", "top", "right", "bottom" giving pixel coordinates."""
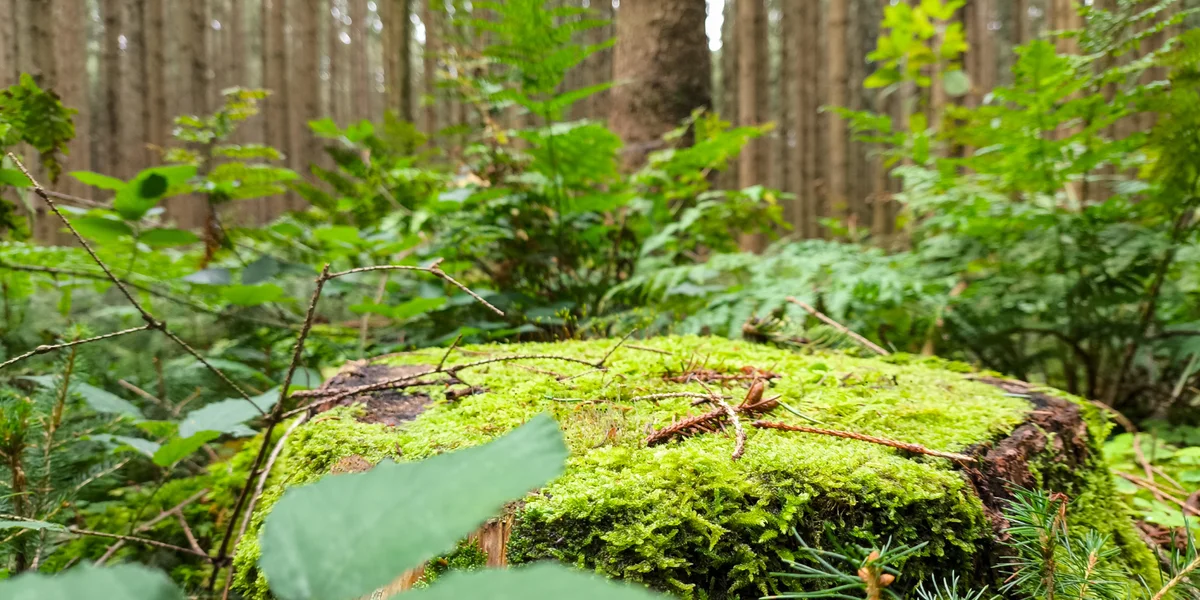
[{"left": 2, "top": 0, "right": 1200, "bottom": 598}]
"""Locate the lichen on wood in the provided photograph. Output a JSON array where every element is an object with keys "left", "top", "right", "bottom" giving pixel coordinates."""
[{"left": 230, "top": 335, "right": 1154, "bottom": 599}]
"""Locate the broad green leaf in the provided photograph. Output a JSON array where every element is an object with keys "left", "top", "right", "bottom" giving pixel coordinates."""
[
  {"left": 0, "top": 563, "right": 185, "bottom": 600},
  {"left": 178, "top": 387, "right": 279, "bottom": 439},
  {"left": 402, "top": 563, "right": 665, "bottom": 600},
  {"left": 0, "top": 519, "right": 66, "bottom": 532},
  {"left": 259, "top": 413, "right": 568, "bottom": 600},
  {"left": 0, "top": 167, "right": 32, "bottom": 187},
  {"left": 140, "top": 228, "right": 200, "bottom": 247},
  {"left": 21, "top": 377, "right": 143, "bottom": 418},
  {"left": 243, "top": 255, "right": 282, "bottom": 284},
  {"left": 70, "top": 170, "right": 127, "bottom": 191},
  {"left": 291, "top": 367, "right": 323, "bottom": 389},
  {"left": 91, "top": 434, "right": 161, "bottom": 458},
  {"left": 113, "top": 165, "right": 197, "bottom": 220},
  {"left": 182, "top": 267, "right": 233, "bottom": 285},
  {"left": 137, "top": 173, "right": 169, "bottom": 199},
  {"left": 152, "top": 430, "right": 220, "bottom": 467},
  {"left": 942, "top": 70, "right": 970, "bottom": 97},
  {"left": 222, "top": 283, "right": 285, "bottom": 306},
  {"left": 70, "top": 216, "right": 134, "bottom": 243}
]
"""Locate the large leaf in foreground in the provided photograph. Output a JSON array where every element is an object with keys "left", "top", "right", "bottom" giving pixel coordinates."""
[
  {"left": 404, "top": 563, "right": 666, "bottom": 600},
  {"left": 0, "top": 563, "right": 184, "bottom": 600},
  {"left": 259, "top": 413, "right": 568, "bottom": 600}
]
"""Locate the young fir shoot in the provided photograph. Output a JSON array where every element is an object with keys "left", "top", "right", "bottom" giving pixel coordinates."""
[{"left": 767, "top": 529, "right": 926, "bottom": 600}]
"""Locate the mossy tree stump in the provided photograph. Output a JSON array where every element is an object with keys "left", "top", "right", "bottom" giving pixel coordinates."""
[{"left": 232, "top": 336, "right": 1153, "bottom": 600}]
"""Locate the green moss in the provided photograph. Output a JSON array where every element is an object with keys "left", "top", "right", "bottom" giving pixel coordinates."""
[{"left": 231, "top": 335, "right": 1146, "bottom": 599}]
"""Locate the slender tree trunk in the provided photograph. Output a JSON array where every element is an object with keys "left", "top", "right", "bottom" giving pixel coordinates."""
[
  {"left": 422, "top": 0, "right": 439, "bottom": 137},
  {"left": 292, "top": 0, "right": 321, "bottom": 206},
  {"left": 826, "top": 0, "right": 849, "bottom": 231},
  {"left": 54, "top": 0, "right": 90, "bottom": 196},
  {"left": 1014, "top": 0, "right": 1029, "bottom": 46},
  {"left": 785, "top": 0, "right": 804, "bottom": 234},
  {"left": 384, "top": 0, "right": 413, "bottom": 121},
  {"left": 801, "top": 0, "right": 820, "bottom": 239},
  {"left": 771, "top": 0, "right": 788, "bottom": 203},
  {"left": 585, "top": 0, "right": 613, "bottom": 120},
  {"left": 263, "top": 0, "right": 291, "bottom": 213},
  {"left": 102, "top": 0, "right": 121, "bottom": 178},
  {"left": 189, "top": 0, "right": 209, "bottom": 116},
  {"left": 145, "top": 0, "right": 167, "bottom": 154},
  {"left": 736, "top": 0, "right": 766, "bottom": 250},
  {"left": 0, "top": 0, "right": 16, "bottom": 87},
  {"left": 609, "top": 0, "right": 711, "bottom": 168},
  {"left": 719, "top": 0, "right": 737, "bottom": 191},
  {"left": 120, "top": 0, "right": 147, "bottom": 175}
]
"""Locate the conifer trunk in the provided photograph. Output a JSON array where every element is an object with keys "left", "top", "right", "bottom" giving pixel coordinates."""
[
  {"left": 609, "top": 0, "right": 711, "bottom": 168},
  {"left": 826, "top": 0, "right": 849, "bottom": 231},
  {"left": 384, "top": 0, "right": 413, "bottom": 121},
  {"left": 263, "top": 0, "right": 291, "bottom": 212},
  {"left": 119, "top": 0, "right": 147, "bottom": 175},
  {"left": 422, "top": 0, "right": 439, "bottom": 136},
  {"left": 736, "top": 0, "right": 766, "bottom": 250}
]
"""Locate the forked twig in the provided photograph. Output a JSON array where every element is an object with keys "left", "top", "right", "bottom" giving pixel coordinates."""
[{"left": 786, "top": 297, "right": 890, "bottom": 356}]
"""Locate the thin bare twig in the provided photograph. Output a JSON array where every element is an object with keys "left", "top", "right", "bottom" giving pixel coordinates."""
[
  {"left": 700, "top": 380, "right": 745, "bottom": 460},
  {"left": 209, "top": 266, "right": 331, "bottom": 592},
  {"left": 751, "top": 420, "right": 972, "bottom": 463},
  {"left": 1152, "top": 554, "right": 1200, "bottom": 600},
  {"left": 0, "top": 325, "right": 152, "bottom": 371},
  {"left": 438, "top": 334, "right": 464, "bottom": 371},
  {"left": 786, "top": 297, "right": 890, "bottom": 356},
  {"left": 598, "top": 329, "right": 637, "bottom": 368},
  {"left": 627, "top": 344, "right": 672, "bottom": 356},
  {"left": 95, "top": 488, "right": 209, "bottom": 566},
  {"left": 0, "top": 514, "right": 211, "bottom": 560},
  {"left": 6, "top": 154, "right": 259, "bottom": 406},
  {"left": 328, "top": 260, "right": 504, "bottom": 316}
]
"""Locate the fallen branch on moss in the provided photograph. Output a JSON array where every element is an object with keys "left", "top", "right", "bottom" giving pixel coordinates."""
[
  {"left": 645, "top": 380, "right": 778, "bottom": 460},
  {"left": 751, "top": 420, "right": 974, "bottom": 463}
]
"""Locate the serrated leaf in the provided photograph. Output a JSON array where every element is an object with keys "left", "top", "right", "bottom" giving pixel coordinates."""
[
  {"left": 0, "top": 562, "right": 185, "bottom": 600},
  {"left": 140, "top": 228, "right": 200, "bottom": 247},
  {"left": 0, "top": 519, "right": 66, "bottom": 532},
  {"left": 259, "top": 413, "right": 568, "bottom": 600},
  {"left": 70, "top": 170, "right": 127, "bottom": 191},
  {"left": 178, "top": 388, "right": 279, "bottom": 439},
  {"left": 152, "top": 431, "right": 220, "bottom": 467},
  {"left": 401, "top": 563, "right": 665, "bottom": 600}
]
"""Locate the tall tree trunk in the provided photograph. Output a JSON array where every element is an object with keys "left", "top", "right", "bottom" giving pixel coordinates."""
[
  {"left": 609, "top": 0, "right": 711, "bottom": 168},
  {"left": 422, "top": 0, "right": 440, "bottom": 137},
  {"left": 145, "top": 0, "right": 167, "bottom": 154},
  {"left": 384, "top": 0, "right": 413, "bottom": 121},
  {"left": 736, "top": 0, "right": 766, "bottom": 250},
  {"left": 0, "top": 0, "right": 15, "bottom": 87},
  {"left": 291, "top": 0, "right": 320, "bottom": 207},
  {"left": 102, "top": 0, "right": 120, "bottom": 178},
  {"left": 718, "top": 0, "right": 737, "bottom": 191},
  {"left": 826, "top": 0, "right": 849, "bottom": 231},
  {"left": 263, "top": 0, "right": 291, "bottom": 213},
  {"left": 189, "top": 0, "right": 209, "bottom": 116},
  {"left": 54, "top": 0, "right": 90, "bottom": 196},
  {"left": 1013, "top": 0, "right": 1029, "bottom": 46},
  {"left": 801, "top": 0, "right": 820, "bottom": 239},
  {"left": 585, "top": 0, "right": 614, "bottom": 120},
  {"left": 117, "top": 0, "right": 147, "bottom": 176},
  {"left": 770, "top": 0, "right": 788, "bottom": 202},
  {"left": 785, "top": 0, "right": 805, "bottom": 234}
]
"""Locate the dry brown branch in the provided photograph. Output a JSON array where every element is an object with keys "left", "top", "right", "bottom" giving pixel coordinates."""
[
  {"left": 751, "top": 420, "right": 972, "bottom": 462},
  {"left": 702, "top": 380, "right": 745, "bottom": 461},
  {"left": 1116, "top": 472, "right": 1200, "bottom": 517},
  {"left": 0, "top": 325, "right": 152, "bottom": 370},
  {"left": 328, "top": 260, "right": 504, "bottom": 316},
  {"left": 0, "top": 513, "right": 212, "bottom": 560},
  {"left": 786, "top": 296, "right": 890, "bottom": 356},
  {"left": 96, "top": 488, "right": 209, "bottom": 566},
  {"left": 645, "top": 383, "right": 778, "bottom": 453},
  {"left": 627, "top": 344, "right": 672, "bottom": 356}
]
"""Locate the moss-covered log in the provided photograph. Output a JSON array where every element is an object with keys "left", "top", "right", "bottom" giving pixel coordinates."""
[{"left": 231, "top": 336, "right": 1154, "bottom": 600}]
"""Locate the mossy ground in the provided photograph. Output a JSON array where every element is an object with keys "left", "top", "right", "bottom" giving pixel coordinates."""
[{"left": 231, "top": 335, "right": 1150, "bottom": 599}]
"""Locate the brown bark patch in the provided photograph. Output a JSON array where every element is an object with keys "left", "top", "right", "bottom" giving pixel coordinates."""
[
  {"left": 313, "top": 362, "right": 436, "bottom": 426},
  {"left": 963, "top": 376, "right": 1092, "bottom": 535}
]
